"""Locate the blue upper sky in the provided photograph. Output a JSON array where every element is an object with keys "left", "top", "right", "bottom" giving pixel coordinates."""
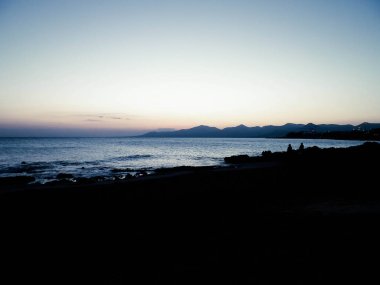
[{"left": 1, "top": 0, "right": 379, "bottom": 136}]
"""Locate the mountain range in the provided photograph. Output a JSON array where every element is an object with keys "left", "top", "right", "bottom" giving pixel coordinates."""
[{"left": 140, "top": 122, "right": 380, "bottom": 138}]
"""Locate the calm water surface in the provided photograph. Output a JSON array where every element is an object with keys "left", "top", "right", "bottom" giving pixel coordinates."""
[{"left": 0, "top": 137, "right": 363, "bottom": 183}]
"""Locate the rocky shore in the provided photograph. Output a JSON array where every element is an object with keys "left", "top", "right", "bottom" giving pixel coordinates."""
[{"left": 1, "top": 142, "right": 380, "bottom": 284}]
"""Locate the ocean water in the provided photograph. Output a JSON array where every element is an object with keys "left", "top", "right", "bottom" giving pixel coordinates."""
[{"left": 0, "top": 137, "right": 363, "bottom": 183}]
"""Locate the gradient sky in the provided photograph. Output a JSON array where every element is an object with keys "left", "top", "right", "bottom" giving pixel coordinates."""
[{"left": 1, "top": 0, "right": 380, "bottom": 136}]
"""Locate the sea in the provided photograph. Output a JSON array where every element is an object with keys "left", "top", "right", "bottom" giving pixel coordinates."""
[{"left": 0, "top": 137, "right": 363, "bottom": 184}]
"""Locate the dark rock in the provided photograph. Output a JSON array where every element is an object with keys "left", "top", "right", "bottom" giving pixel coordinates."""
[
  {"left": 113, "top": 174, "right": 131, "bottom": 181},
  {"left": 154, "top": 166, "right": 214, "bottom": 174},
  {"left": 134, "top": 171, "right": 148, "bottom": 177},
  {"left": 75, "top": 177, "right": 93, "bottom": 184},
  {"left": 56, "top": 173, "right": 74, "bottom": 179},
  {"left": 93, "top": 176, "right": 105, "bottom": 182},
  {"left": 262, "top": 150, "right": 272, "bottom": 157},
  {"left": 45, "top": 179, "right": 74, "bottom": 186},
  {"left": 224, "top": 154, "right": 251, "bottom": 164},
  {"left": 0, "top": 176, "right": 35, "bottom": 186},
  {"left": 111, "top": 168, "right": 133, "bottom": 173}
]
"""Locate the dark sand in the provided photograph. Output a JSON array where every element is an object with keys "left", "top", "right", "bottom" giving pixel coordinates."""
[{"left": 1, "top": 142, "right": 380, "bottom": 284}]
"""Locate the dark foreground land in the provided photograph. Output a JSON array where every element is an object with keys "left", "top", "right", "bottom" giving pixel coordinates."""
[{"left": 1, "top": 142, "right": 380, "bottom": 284}]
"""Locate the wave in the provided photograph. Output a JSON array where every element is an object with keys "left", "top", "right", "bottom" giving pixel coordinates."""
[
  {"left": 192, "top": 156, "right": 222, "bottom": 162},
  {"left": 1, "top": 162, "right": 52, "bottom": 174},
  {"left": 0, "top": 155, "right": 153, "bottom": 175},
  {"left": 55, "top": 161, "right": 85, "bottom": 166},
  {"left": 111, "top": 154, "right": 152, "bottom": 161}
]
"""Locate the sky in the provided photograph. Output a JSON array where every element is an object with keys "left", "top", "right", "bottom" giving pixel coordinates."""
[{"left": 0, "top": 0, "right": 380, "bottom": 136}]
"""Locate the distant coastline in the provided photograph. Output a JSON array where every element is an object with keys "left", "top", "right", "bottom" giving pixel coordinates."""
[
  {"left": 140, "top": 122, "right": 380, "bottom": 139},
  {"left": 285, "top": 129, "right": 380, "bottom": 141}
]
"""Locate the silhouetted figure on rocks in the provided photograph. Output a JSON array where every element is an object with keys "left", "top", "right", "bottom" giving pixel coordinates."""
[
  {"left": 299, "top": 142, "right": 304, "bottom": 151},
  {"left": 287, "top": 144, "right": 293, "bottom": 153}
]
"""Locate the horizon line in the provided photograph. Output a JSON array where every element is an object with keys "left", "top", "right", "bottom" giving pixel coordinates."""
[{"left": 1, "top": 121, "right": 379, "bottom": 138}]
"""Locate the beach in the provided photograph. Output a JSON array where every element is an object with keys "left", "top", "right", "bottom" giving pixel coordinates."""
[{"left": 1, "top": 142, "right": 380, "bottom": 284}]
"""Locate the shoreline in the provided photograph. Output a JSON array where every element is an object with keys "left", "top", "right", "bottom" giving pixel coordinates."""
[
  {"left": 2, "top": 142, "right": 380, "bottom": 220},
  {"left": 0, "top": 140, "right": 376, "bottom": 189},
  {"left": 0, "top": 137, "right": 366, "bottom": 186},
  {"left": 1, "top": 142, "right": 380, "bottom": 284}
]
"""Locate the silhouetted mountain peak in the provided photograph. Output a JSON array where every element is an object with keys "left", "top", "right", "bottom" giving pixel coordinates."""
[
  {"left": 283, "top": 123, "right": 301, "bottom": 127},
  {"left": 356, "top": 122, "right": 380, "bottom": 131},
  {"left": 190, "top": 125, "right": 219, "bottom": 130},
  {"left": 236, "top": 124, "right": 248, "bottom": 128},
  {"left": 357, "top": 122, "right": 370, "bottom": 128}
]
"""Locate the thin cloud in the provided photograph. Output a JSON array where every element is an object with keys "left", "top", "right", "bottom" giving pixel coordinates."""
[
  {"left": 70, "top": 113, "right": 131, "bottom": 121},
  {"left": 84, "top": 119, "right": 101, "bottom": 122}
]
